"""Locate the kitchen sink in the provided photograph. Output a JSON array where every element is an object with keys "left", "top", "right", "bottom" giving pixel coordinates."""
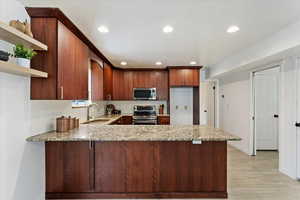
[{"left": 81, "top": 118, "right": 111, "bottom": 124}]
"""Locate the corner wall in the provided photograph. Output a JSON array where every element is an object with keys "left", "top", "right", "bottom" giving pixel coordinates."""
[
  {"left": 218, "top": 71, "right": 251, "bottom": 154},
  {"left": 0, "top": 1, "right": 45, "bottom": 199},
  {"left": 0, "top": 1, "right": 89, "bottom": 199}
]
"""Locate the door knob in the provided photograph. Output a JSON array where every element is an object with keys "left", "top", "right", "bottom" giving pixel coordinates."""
[
  {"left": 274, "top": 114, "right": 279, "bottom": 118},
  {"left": 295, "top": 122, "right": 300, "bottom": 127}
]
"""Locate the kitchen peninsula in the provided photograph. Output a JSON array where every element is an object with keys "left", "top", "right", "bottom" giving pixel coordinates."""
[{"left": 27, "top": 116, "right": 240, "bottom": 199}]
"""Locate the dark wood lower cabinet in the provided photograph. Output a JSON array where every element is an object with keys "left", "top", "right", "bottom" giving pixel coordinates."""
[
  {"left": 46, "top": 141, "right": 227, "bottom": 199},
  {"left": 46, "top": 142, "right": 94, "bottom": 193},
  {"left": 158, "top": 115, "right": 170, "bottom": 125},
  {"left": 110, "top": 116, "right": 133, "bottom": 125}
]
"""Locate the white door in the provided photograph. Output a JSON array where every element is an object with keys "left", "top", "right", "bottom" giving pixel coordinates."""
[
  {"left": 254, "top": 67, "right": 279, "bottom": 150},
  {"left": 170, "top": 88, "right": 193, "bottom": 125},
  {"left": 297, "top": 59, "right": 300, "bottom": 179},
  {"left": 200, "top": 81, "right": 215, "bottom": 127}
]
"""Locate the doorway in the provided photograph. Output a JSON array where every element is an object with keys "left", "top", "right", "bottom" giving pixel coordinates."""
[
  {"left": 200, "top": 81, "right": 216, "bottom": 127},
  {"left": 252, "top": 66, "right": 280, "bottom": 155},
  {"left": 297, "top": 58, "right": 300, "bottom": 179}
]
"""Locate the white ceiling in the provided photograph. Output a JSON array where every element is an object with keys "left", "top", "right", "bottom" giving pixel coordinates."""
[{"left": 23, "top": 0, "right": 300, "bottom": 68}]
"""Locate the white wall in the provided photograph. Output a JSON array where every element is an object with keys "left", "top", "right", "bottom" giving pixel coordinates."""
[
  {"left": 210, "top": 19, "right": 300, "bottom": 179},
  {"left": 219, "top": 71, "right": 251, "bottom": 154},
  {"left": 0, "top": 1, "right": 45, "bottom": 200},
  {"left": 0, "top": 1, "right": 90, "bottom": 199},
  {"left": 278, "top": 57, "right": 297, "bottom": 179},
  {"left": 217, "top": 56, "right": 299, "bottom": 180},
  {"left": 210, "top": 19, "right": 300, "bottom": 78}
]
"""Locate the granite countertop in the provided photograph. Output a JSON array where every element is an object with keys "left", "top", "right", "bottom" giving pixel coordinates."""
[{"left": 27, "top": 114, "right": 241, "bottom": 142}]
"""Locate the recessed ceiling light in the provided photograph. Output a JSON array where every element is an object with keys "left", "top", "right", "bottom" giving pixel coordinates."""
[
  {"left": 98, "top": 26, "right": 109, "bottom": 33},
  {"left": 190, "top": 61, "right": 197, "bottom": 65},
  {"left": 120, "top": 61, "right": 127, "bottom": 66},
  {"left": 227, "top": 25, "right": 240, "bottom": 33},
  {"left": 163, "top": 25, "right": 174, "bottom": 33},
  {"left": 156, "top": 61, "right": 162, "bottom": 66}
]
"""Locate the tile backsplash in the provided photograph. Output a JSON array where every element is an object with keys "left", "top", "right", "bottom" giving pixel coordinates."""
[{"left": 103, "top": 101, "right": 168, "bottom": 115}]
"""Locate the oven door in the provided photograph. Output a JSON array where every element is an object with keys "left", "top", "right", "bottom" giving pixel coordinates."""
[{"left": 133, "top": 88, "right": 156, "bottom": 100}]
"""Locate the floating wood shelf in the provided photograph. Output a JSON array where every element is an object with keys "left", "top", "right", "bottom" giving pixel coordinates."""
[
  {"left": 0, "top": 21, "right": 48, "bottom": 50},
  {"left": 0, "top": 60, "right": 48, "bottom": 78}
]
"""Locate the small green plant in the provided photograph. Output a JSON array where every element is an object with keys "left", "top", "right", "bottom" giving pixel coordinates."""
[{"left": 13, "top": 44, "right": 37, "bottom": 60}]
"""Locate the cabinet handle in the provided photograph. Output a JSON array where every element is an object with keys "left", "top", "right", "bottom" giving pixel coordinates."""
[
  {"left": 295, "top": 122, "right": 300, "bottom": 127},
  {"left": 60, "top": 86, "right": 64, "bottom": 100},
  {"left": 89, "top": 141, "right": 93, "bottom": 150}
]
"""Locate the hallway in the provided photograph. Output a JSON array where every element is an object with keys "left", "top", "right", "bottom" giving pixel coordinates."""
[{"left": 227, "top": 146, "right": 300, "bottom": 200}]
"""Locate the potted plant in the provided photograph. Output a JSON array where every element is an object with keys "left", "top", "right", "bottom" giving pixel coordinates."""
[{"left": 13, "top": 44, "right": 37, "bottom": 68}]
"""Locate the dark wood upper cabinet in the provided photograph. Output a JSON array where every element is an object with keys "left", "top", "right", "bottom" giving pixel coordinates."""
[
  {"left": 112, "top": 69, "right": 169, "bottom": 100},
  {"left": 112, "top": 69, "right": 126, "bottom": 100},
  {"left": 123, "top": 71, "right": 134, "bottom": 100},
  {"left": 154, "top": 70, "right": 169, "bottom": 100},
  {"left": 76, "top": 38, "right": 89, "bottom": 100},
  {"left": 103, "top": 62, "right": 113, "bottom": 100},
  {"left": 30, "top": 18, "right": 58, "bottom": 100},
  {"left": 91, "top": 61, "right": 104, "bottom": 101},
  {"left": 169, "top": 68, "right": 200, "bottom": 87},
  {"left": 30, "top": 19, "right": 89, "bottom": 100}
]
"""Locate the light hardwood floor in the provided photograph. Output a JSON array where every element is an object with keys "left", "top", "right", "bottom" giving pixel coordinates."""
[
  {"left": 54, "top": 145, "right": 300, "bottom": 200},
  {"left": 227, "top": 145, "right": 300, "bottom": 200}
]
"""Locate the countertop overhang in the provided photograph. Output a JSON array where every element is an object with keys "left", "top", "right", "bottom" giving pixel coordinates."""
[{"left": 27, "top": 116, "right": 241, "bottom": 142}]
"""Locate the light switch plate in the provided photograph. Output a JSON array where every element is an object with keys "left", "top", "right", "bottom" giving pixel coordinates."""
[{"left": 192, "top": 140, "right": 202, "bottom": 144}]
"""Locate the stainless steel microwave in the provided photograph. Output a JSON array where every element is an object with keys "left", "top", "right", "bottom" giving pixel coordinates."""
[{"left": 133, "top": 88, "right": 157, "bottom": 100}]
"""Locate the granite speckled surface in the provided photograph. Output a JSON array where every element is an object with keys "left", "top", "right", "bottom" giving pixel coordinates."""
[{"left": 26, "top": 115, "right": 241, "bottom": 142}]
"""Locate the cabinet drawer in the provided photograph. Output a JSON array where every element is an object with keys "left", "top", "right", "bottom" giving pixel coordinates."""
[
  {"left": 158, "top": 116, "right": 170, "bottom": 125},
  {"left": 121, "top": 116, "right": 133, "bottom": 125}
]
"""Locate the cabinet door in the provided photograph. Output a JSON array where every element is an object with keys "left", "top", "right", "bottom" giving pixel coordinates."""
[
  {"left": 94, "top": 142, "right": 156, "bottom": 193},
  {"left": 192, "top": 69, "right": 200, "bottom": 86},
  {"left": 112, "top": 69, "right": 125, "bottom": 100},
  {"left": 133, "top": 71, "right": 147, "bottom": 88},
  {"left": 155, "top": 70, "right": 169, "bottom": 100},
  {"left": 57, "top": 21, "right": 77, "bottom": 100},
  {"left": 185, "top": 69, "right": 199, "bottom": 86},
  {"left": 123, "top": 71, "right": 134, "bottom": 100},
  {"left": 58, "top": 22, "right": 89, "bottom": 100},
  {"left": 158, "top": 116, "right": 170, "bottom": 125},
  {"left": 103, "top": 63, "right": 113, "bottom": 100},
  {"left": 184, "top": 69, "right": 194, "bottom": 86},
  {"left": 46, "top": 142, "right": 94, "bottom": 193},
  {"left": 169, "top": 69, "right": 199, "bottom": 87},
  {"left": 94, "top": 142, "right": 126, "bottom": 192},
  {"left": 169, "top": 69, "right": 185, "bottom": 86},
  {"left": 31, "top": 18, "right": 58, "bottom": 100},
  {"left": 159, "top": 141, "right": 226, "bottom": 192},
  {"left": 76, "top": 39, "right": 89, "bottom": 100},
  {"left": 121, "top": 115, "right": 133, "bottom": 124},
  {"left": 91, "top": 61, "right": 104, "bottom": 101},
  {"left": 125, "top": 142, "right": 156, "bottom": 192}
]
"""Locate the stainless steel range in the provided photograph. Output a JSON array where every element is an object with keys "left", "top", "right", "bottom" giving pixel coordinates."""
[{"left": 133, "top": 105, "right": 157, "bottom": 125}]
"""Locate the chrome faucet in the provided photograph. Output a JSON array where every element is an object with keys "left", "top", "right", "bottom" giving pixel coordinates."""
[{"left": 87, "top": 103, "right": 97, "bottom": 121}]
